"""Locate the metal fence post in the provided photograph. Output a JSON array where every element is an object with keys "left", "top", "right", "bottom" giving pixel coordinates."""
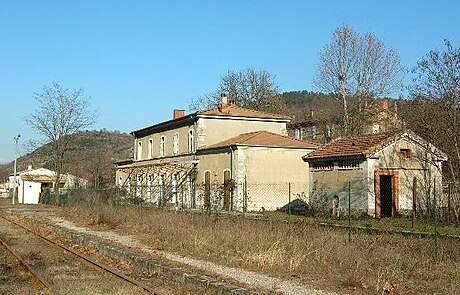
[
  {"left": 433, "top": 180, "right": 438, "bottom": 263},
  {"left": 288, "top": 182, "right": 291, "bottom": 218},
  {"left": 243, "top": 176, "right": 247, "bottom": 217},
  {"left": 448, "top": 182, "right": 452, "bottom": 223},
  {"left": 412, "top": 177, "right": 417, "bottom": 229},
  {"left": 348, "top": 181, "right": 351, "bottom": 243}
]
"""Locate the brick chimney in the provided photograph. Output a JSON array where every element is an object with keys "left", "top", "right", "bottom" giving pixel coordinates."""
[
  {"left": 381, "top": 99, "right": 389, "bottom": 110},
  {"left": 220, "top": 93, "right": 228, "bottom": 107},
  {"left": 173, "top": 109, "right": 185, "bottom": 119}
]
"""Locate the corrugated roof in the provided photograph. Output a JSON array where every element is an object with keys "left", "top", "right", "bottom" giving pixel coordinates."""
[
  {"left": 203, "top": 131, "right": 318, "bottom": 150},
  {"left": 303, "top": 130, "right": 404, "bottom": 161},
  {"left": 198, "top": 104, "right": 290, "bottom": 120}
]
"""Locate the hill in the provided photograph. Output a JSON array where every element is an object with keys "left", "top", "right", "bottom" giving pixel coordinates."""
[
  {"left": 282, "top": 90, "right": 336, "bottom": 107},
  {"left": 0, "top": 130, "right": 133, "bottom": 187},
  {"left": 281, "top": 90, "right": 342, "bottom": 124}
]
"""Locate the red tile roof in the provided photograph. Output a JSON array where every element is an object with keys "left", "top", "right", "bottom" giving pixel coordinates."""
[
  {"left": 203, "top": 131, "right": 318, "bottom": 150},
  {"left": 131, "top": 104, "right": 290, "bottom": 136},
  {"left": 198, "top": 104, "right": 290, "bottom": 120},
  {"left": 20, "top": 175, "right": 65, "bottom": 184},
  {"left": 303, "top": 131, "right": 404, "bottom": 161}
]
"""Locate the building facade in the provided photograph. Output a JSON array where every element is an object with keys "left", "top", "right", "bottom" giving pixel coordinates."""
[
  {"left": 116, "top": 97, "right": 317, "bottom": 211},
  {"left": 303, "top": 130, "right": 447, "bottom": 217}
]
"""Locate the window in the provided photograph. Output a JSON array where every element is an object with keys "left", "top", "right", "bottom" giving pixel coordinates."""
[
  {"left": 312, "top": 161, "right": 333, "bottom": 171},
  {"left": 294, "top": 128, "right": 304, "bottom": 140},
  {"left": 204, "top": 171, "right": 211, "bottom": 210},
  {"left": 311, "top": 126, "right": 317, "bottom": 140},
  {"left": 399, "top": 148, "right": 412, "bottom": 160},
  {"left": 222, "top": 170, "right": 231, "bottom": 210},
  {"left": 338, "top": 160, "right": 361, "bottom": 170},
  {"left": 188, "top": 129, "right": 195, "bottom": 153},
  {"left": 173, "top": 133, "right": 179, "bottom": 155},
  {"left": 159, "top": 174, "right": 164, "bottom": 201},
  {"left": 147, "top": 174, "right": 152, "bottom": 201},
  {"left": 160, "top": 136, "right": 166, "bottom": 157},
  {"left": 372, "top": 124, "right": 380, "bottom": 134},
  {"left": 137, "top": 141, "right": 142, "bottom": 160},
  {"left": 136, "top": 174, "right": 142, "bottom": 197},
  {"left": 172, "top": 173, "right": 178, "bottom": 204},
  {"left": 326, "top": 125, "right": 333, "bottom": 139},
  {"left": 148, "top": 139, "right": 153, "bottom": 159}
]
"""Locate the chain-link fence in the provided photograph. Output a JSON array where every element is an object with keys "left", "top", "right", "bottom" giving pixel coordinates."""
[
  {"left": 38, "top": 178, "right": 458, "bottom": 223},
  {"left": 51, "top": 181, "right": 310, "bottom": 214}
]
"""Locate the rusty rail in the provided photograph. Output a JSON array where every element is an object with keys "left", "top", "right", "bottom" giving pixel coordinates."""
[
  {"left": 0, "top": 215, "right": 159, "bottom": 294},
  {"left": 0, "top": 235, "right": 57, "bottom": 294}
]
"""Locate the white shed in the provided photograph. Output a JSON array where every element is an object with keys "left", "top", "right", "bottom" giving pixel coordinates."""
[{"left": 8, "top": 167, "right": 87, "bottom": 204}]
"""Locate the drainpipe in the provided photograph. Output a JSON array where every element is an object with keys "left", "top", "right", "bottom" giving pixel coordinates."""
[
  {"left": 229, "top": 146, "right": 234, "bottom": 210},
  {"left": 193, "top": 117, "right": 198, "bottom": 160},
  {"left": 192, "top": 115, "right": 198, "bottom": 209},
  {"left": 229, "top": 146, "right": 234, "bottom": 179},
  {"left": 22, "top": 180, "right": 25, "bottom": 204}
]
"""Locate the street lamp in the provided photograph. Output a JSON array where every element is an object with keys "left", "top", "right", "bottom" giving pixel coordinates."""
[{"left": 13, "top": 134, "right": 21, "bottom": 205}]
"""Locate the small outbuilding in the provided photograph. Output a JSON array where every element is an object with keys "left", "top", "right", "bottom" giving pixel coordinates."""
[
  {"left": 302, "top": 130, "right": 447, "bottom": 217},
  {"left": 8, "top": 166, "right": 87, "bottom": 204}
]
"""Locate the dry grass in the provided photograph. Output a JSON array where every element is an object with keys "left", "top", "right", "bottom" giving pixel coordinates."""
[{"left": 61, "top": 202, "right": 460, "bottom": 295}]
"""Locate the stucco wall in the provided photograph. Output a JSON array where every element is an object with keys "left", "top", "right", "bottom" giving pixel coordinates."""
[
  {"left": 243, "top": 147, "right": 311, "bottom": 211},
  {"left": 310, "top": 164, "right": 366, "bottom": 214},
  {"left": 196, "top": 152, "right": 232, "bottom": 184},
  {"left": 369, "top": 138, "right": 444, "bottom": 214},
  {"left": 19, "top": 180, "right": 41, "bottom": 204},
  {"left": 195, "top": 151, "right": 232, "bottom": 209},
  {"left": 194, "top": 147, "right": 313, "bottom": 212},
  {"left": 196, "top": 117, "right": 287, "bottom": 149},
  {"left": 135, "top": 124, "right": 194, "bottom": 160},
  {"left": 134, "top": 117, "right": 287, "bottom": 160}
]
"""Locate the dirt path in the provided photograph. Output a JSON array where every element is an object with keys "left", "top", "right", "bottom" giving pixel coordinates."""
[{"left": 4, "top": 205, "right": 341, "bottom": 295}]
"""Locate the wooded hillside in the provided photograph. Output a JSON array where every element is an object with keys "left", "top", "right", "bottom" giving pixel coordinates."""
[{"left": 0, "top": 130, "right": 133, "bottom": 187}]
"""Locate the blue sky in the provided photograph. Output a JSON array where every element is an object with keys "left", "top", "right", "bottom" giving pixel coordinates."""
[{"left": 1, "top": 0, "right": 459, "bottom": 164}]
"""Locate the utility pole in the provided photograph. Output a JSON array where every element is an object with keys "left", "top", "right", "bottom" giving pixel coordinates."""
[{"left": 13, "top": 134, "right": 21, "bottom": 205}]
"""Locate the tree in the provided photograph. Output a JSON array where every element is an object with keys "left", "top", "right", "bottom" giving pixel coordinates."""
[
  {"left": 313, "top": 25, "right": 403, "bottom": 135},
  {"left": 409, "top": 40, "right": 460, "bottom": 218},
  {"left": 189, "top": 68, "right": 284, "bottom": 113},
  {"left": 26, "top": 81, "right": 96, "bottom": 204}
]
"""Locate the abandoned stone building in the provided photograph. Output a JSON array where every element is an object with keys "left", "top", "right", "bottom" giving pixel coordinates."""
[
  {"left": 115, "top": 95, "right": 317, "bottom": 211},
  {"left": 303, "top": 130, "right": 447, "bottom": 217}
]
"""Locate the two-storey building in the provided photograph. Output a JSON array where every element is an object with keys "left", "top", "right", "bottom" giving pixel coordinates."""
[{"left": 116, "top": 95, "right": 317, "bottom": 211}]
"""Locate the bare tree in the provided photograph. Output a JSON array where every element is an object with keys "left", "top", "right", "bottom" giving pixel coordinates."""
[
  {"left": 314, "top": 25, "right": 403, "bottom": 135},
  {"left": 26, "top": 81, "right": 96, "bottom": 204},
  {"left": 409, "top": 40, "right": 460, "bottom": 218},
  {"left": 189, "top": 68, "right": 284, "bottom": 113}
]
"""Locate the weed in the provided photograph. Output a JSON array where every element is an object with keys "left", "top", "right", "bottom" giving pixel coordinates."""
[{"left": 61, "top": 199, "right": 460, "bottom": 294}]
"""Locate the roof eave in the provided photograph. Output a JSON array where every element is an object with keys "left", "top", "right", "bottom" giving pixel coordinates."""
[
  {"left": 196, "top": 114, "right": 290, "bottom": 122},
  {"left": 131, "top": 114, "right": 196, "bottom": 137},
  {"left": 303, "top": 154, "right": 367, "bottom": 162}
]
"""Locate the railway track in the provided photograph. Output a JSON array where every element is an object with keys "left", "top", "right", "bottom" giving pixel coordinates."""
[{"left": 0, "top": 214, "right": 160, "bottom": 295}]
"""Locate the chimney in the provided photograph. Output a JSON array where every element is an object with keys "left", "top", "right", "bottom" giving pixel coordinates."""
[
  {"left": 173, "top": 109, "right": 185, "bottom": 119},
  {"left": 220, "top": 93, "right": 228, "bottom": 107},
  {"left": 381, "top": 99, "right": 389, "bottom": 110}
]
